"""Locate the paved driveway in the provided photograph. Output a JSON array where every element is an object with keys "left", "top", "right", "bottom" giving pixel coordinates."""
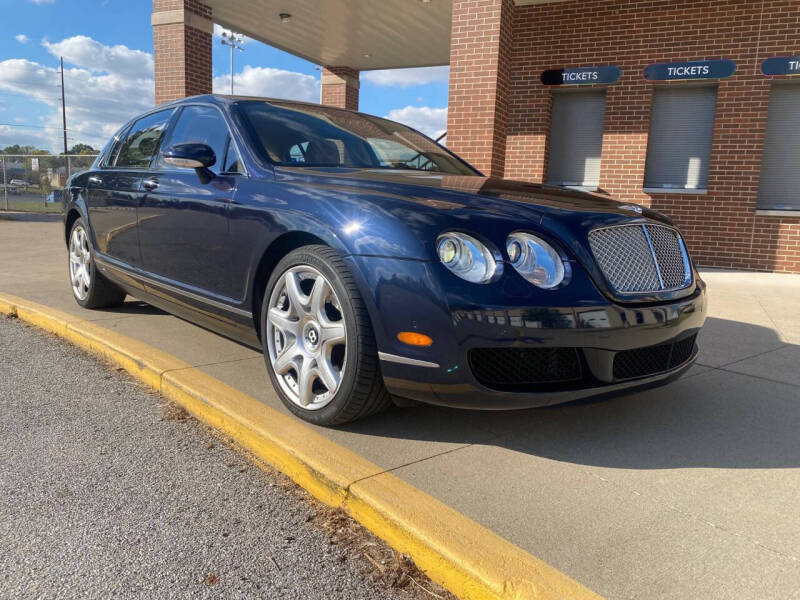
[
  {"left": 0, "top": 316, "right": 414, "bottom": 600},
  {"left": 2, "top": 218, "right": 799, "bottom": 599}
]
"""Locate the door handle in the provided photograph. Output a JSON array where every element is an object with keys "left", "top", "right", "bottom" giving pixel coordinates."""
[
  {"left": 88, "top": 176, "right": 102, "bottom": 185},
  {"left": 142, "top": 178, "right": 159, "bottom": 191}
]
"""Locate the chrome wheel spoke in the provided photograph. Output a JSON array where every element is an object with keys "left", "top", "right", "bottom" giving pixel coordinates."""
[
  {"left": 316, "top": 354, "right": 340, "bottom": 392},
  {"left": 309, "top": 275, "right": 329, "bottom": 320},
  {"left": 273, "top": 343, "right": 301, "bottom": 375},
  {"left": 320, "top": 322, "right": 345, "bottom": 346},
  {"left": 268, "top": 307, "right": 300, "bottom": 338},
  {"left": 297, "top": 357, "right": 317, "bottom": 407},
  {"left": 284, "top": 270, "right": 309, "bottom": 314}
]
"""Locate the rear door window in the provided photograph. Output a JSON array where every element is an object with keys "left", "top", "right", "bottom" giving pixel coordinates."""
[{"left": 114, "top": 109, "right": 173, "bottom": 169}]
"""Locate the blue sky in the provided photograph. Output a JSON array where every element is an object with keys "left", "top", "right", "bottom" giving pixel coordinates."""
[{"left": 0, "top": 0, "right": 449, "bottom": 152}]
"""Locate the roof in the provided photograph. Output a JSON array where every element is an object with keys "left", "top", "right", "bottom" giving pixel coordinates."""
[{"left": 204, "top": 0, "right": 567, "bottom": 71}]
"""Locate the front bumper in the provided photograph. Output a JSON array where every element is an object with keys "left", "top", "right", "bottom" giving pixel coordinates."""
[{"left": 363, "top": 257, "right": 707, "bottom": 409}]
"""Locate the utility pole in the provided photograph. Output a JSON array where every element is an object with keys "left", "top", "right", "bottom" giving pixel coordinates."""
[
  {"left": 220, "top": 31, "right": 244, "bottom": 95},
  {"left": 60, "top": 56, "right": 68, "bottom": 155}
]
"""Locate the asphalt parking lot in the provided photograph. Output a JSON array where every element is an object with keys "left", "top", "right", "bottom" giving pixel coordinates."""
[
  {"left": 2, "top": 218, "right": 800, "bottom": 599},
  {"left": 0, "top": 315, "right": 435, "bottom": 600}
]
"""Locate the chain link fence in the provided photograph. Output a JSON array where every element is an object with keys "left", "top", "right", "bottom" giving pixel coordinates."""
[{"left": 0, "top": 154, "right": 98, "bottom": 213}]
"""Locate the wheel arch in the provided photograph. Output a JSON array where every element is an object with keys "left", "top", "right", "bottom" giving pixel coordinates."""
[
  {"left": 64, "top": 208, "right": 83, "bottom": 245},
  {"left": 251, "top": 231, "right": 329, "bottom": 340}
]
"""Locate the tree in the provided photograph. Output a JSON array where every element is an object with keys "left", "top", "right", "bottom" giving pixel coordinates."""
[
  {"left": 40, "top": 174, "right": 51, "bottom": 197},
  {"left": 2, "top": 144, "right": 41, "bottom": 156},
  {"left": 67, "top": 143, "right": 97, "bottom": 155}
]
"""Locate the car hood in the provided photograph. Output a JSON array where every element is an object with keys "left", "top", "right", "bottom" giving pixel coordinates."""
[
  {"left": 276, "top": 167, "right": 665, "bottom": 224},
  {"left": 267, "top": 167, "right": 699, "bottom": 304}
]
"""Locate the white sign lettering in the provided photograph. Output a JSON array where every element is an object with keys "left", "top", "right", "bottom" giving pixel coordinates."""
[
  {"left": 562, "top": 71, "right": 599, "bottom": 82},
  {"left": 667, "top": 65, "right": 711, "bottom": 77}
]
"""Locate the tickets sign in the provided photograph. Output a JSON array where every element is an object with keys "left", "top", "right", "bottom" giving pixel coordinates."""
[{"left": 643, "top": 59, "right": 736, "bottom": 81}]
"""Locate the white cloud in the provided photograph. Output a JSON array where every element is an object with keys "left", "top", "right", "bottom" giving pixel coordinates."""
[
  {"left": 29, "top": 0, "right": 55, "bottom": 4},
  {"left": 213, "top": 65, "right": 319, "bottom": 102},
  {"left": 362, "top": 66, "right": 449, "bottom": 88},
  {"left": 385, "top": 106, "right": 447, "bottom": 139},
  {"left": 42, "top": 35, "right": 153, "bottom": 79},
  {"left": 0, "top": 36, "right": 155, "bottom": 151},
  {"left": 0, "top": 34, "right": 321, "bottom": 152},
  {"left": 0, "top": 124, "right": 54, "bottom": 150},
  {"left": 15, "top": 34, "right": 29, "bottom": 44}
]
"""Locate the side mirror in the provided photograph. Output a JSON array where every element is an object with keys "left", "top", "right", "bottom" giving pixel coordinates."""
[{"left": 163, "top": 143, "right": 216, "bottom": 183}]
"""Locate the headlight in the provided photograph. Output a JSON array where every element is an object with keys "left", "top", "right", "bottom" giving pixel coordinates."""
[
  {"left": 437, "top": 232, "right": 498, "bottom": 284},
  {"left": 506, "top": 232, "right": 567, "bottom": 289}
]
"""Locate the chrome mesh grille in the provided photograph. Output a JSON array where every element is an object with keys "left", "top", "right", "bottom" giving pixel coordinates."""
[
  {"left": 647, "top": 225, "right": 688, "bottom": 289},
  {"left": 588, "top": 224, "right": 691, "bottom": 295}
]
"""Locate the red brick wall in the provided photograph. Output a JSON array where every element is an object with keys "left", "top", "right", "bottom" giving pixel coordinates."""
[
  {"left": 321, "top": 67, "right": 360, "bottom": 111},
  {"left": 496, "top": 0, "right": 800, "bottom": 272},
  {"left": 153, "top": 0, "right": 212, "bottom": 105},
  {"left": 446, "top": 0, "right": 515, "bottom": 177}
]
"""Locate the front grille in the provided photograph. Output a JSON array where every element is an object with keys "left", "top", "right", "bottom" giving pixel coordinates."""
[
  {"left": 613, "top": 334, "right": 697, "bottom": 380},
  {"left": 469, "top": 347, "right": 582, "bottom": 390},
  {"left": 588, "top": 224, "right": 691, "bottom": 295}
]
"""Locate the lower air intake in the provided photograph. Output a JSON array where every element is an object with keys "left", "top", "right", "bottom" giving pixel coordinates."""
[
  {"left": 469, "top": 347, "right": 582, "bottom": 391},
  {"left": 613, "top": 334, "right": 697, "bottom": 381}
]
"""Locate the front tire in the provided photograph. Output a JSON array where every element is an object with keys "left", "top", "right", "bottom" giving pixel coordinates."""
[
  {"left": 68, "top": 218, "right": 126, "bottom": 309},
  {"left": 261, "top": 245, "right": 391, "bottom": 426}
]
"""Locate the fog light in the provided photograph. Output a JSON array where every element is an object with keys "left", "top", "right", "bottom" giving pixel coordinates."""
[{"left": 397, "top": 332, "right": 433, "bottom": 347}]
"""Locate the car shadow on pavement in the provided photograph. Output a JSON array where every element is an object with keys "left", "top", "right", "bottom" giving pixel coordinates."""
[
  {"left": 343, "top": 316, "right": 800, "bottom": 470},
  {"left": 106, "top": 299, "right": 166, "bottom": 317}
]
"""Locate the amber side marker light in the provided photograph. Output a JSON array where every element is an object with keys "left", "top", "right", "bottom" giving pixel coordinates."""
[{"left": 397, "top": 332, "right": 433, "bottom": 347}]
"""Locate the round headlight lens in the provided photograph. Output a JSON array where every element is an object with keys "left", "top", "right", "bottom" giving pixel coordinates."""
[
  {"left": 506, "top": 233, "right": 567, "bottom": 289},
  {"left": 437, "top": 232, "right": 497, "bottom": 284}
]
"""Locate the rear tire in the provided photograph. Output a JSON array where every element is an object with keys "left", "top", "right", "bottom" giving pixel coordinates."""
[
  {"left": 68, "top": 218, "right": 126, "bottom": 309},
  {"left": 261, "top": 245, "right": 391, "bottom": 426}
]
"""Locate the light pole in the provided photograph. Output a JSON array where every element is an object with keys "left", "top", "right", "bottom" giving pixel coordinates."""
[
  {"left": 60, "top": 56, "right": 68, "bottom": 155},
  {"left": 220, "top": 31, "right": 244, "bottom": 95}
]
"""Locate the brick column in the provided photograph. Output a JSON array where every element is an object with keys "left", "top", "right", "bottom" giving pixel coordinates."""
[
  {"left": 321, "top": 67, "right": 360, "bottom": 110},
  {"left": 152, "top": 0, "right": 212, "bottom": 105},
  {"left": 446, "top": 0, "right": 514, "bottom": 178}
]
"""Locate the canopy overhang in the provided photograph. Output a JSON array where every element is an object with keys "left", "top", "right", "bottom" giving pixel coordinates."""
[{"left": 205, "top": 0, "right": 567, "bottom": 70}]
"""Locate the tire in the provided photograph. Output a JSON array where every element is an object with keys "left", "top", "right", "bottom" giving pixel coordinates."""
[
  {"left": 261, "top": 245, "right": 391, "bottom": 426},
  {"left": 67, "top": 218, "right": 126, "bottom": 309}
]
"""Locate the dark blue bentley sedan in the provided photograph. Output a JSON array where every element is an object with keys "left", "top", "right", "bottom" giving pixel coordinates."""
[{"left": 63, "top": 95, "right": 706, "bottom": 425}]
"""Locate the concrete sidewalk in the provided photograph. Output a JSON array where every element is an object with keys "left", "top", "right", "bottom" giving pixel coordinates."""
[{"left": 2, "top": 219, "right": 800, "bottom": 599}]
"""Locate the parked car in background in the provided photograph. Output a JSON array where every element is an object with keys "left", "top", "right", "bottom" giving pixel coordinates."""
[
  {"left": 62, "top": 95, "right": 707, "bottom": 425},
  {"left": 9, "top": 179, "right": 28, "bottom": 187}
]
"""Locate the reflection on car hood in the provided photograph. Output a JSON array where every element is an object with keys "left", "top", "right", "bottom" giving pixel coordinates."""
[{"left": 276, "top": 167, "right": 665, "bottom": 225}]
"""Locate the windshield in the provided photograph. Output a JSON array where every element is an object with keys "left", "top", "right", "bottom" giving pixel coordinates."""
[{"left": 236, "top": 100, "right": 477, "bottom": 175}]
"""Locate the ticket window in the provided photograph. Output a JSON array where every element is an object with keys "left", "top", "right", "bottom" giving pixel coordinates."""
[
  {"left": 758, "top": 82, "right": 800, "bottom": 211},
  {"left": 546, "top": 89, "right": 607, "bottom": 190},
  {"left": 644, "top": 85, "right": 718, "bottom": 192}
]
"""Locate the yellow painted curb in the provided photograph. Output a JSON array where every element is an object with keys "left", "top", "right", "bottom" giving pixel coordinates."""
[{"left": 0, "top": 292, "right": 603, "bottom": 600}]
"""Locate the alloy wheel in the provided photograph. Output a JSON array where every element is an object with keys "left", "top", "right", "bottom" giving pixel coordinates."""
[
  {"left": 266, "top": 265, "right": 347, "bottom": 410},
  {"left": 69, "top": 225, "right": 92, "bottom": 301}
]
